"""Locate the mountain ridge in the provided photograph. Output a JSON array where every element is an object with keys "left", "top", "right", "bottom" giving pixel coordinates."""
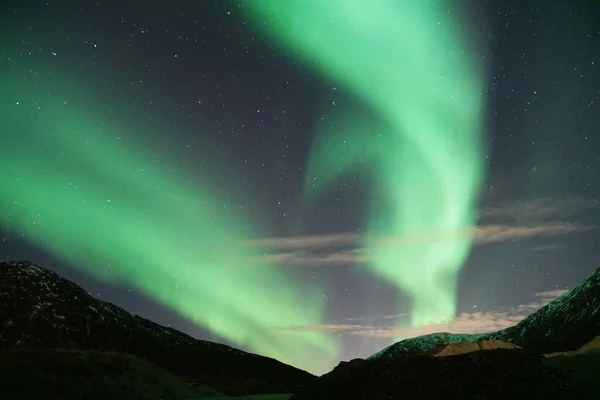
[
  {"left": 369, "top": 267, "right": 600, "bottom": 361},
  {"left": 4, "top": 259, "right": 600, "bottom": 398},
  {"left": 290, "top": 348, "right": 591, "bottom": 400},
  {"left": 0, "top": 260, "right": 314, "bottom": 396}
]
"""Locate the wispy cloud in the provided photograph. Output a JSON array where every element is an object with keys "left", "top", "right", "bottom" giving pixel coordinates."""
[
  {"left": 279, "top": 290, "right": 568, "bottom": 338},
  {"left": 529, "top": 244, "right": 567, "bottom": 252},
  {"left": 474, "top": 222, "right": 591, "bottom": 244},
  {"left": 243, "top": 222, "right": 592, "bottom": 252},
  {"left": 244, "top": 222, "right": 591, "bottom": 266},
  {"left": 479, "top": 197, "right": 596, "bottom": 222},
  {"left": 252, "top": 249, "right": 367, "bottom": 266},
  {"left": 345, "top": 313, "right": 409, "bottom": 322},
  {"left": 245, "top": 233, "right": 360, "bottom": 250},
  {"left": 185, "top": 197, "right": 595, "bottom": 267},
  {"left": 372, "top": 222, "right": 592, "bottom": 247}
]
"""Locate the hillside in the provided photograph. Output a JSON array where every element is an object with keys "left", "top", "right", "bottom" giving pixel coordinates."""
[
  {"left": 290, "top": 349, "right": 591, "bottom": 400},
  {"left": 542, "top": 335, "right": 600, "bottom": 398},
  {"left": 369, "top": 267, "right": 600, "bottom": 361},
  {"left": 0, "top": 260, "right": 314, "bottom": 396},
  {"left": 368, "top": 332, "right": 484, "bottom": 361},
  {"left": 4, "top": 259, "right": 599, "bottom": 399},
  {"left": 0, "top": 348, "right": 222, "bottom": 400},
  {"left": 485, "top": 267, "right": 600, "bottom": 353}
]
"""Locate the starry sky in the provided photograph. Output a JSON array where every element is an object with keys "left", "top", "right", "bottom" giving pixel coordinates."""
[{"left": 1, "top": 0, "right": 599, "bottom": 375}]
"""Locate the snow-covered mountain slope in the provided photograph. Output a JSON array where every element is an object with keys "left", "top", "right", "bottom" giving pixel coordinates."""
[
  {"left": 368, "top": 332, "right": 484, "bottom": 361},
  {"left": 369, "top": 267, "right": 600, "bottom": 360},
  {"left": 0, "top": 260, "right": 313, "bottom": 396},
  {"left": 483, "top": 267, "right": 600, "bottom": 353}
]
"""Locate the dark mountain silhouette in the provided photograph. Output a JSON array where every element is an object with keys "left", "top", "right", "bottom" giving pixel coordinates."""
[
  {"left": 290, "top": 349, "right": 591, "bottom": 400},
  {"left": 0, "top": 260, "right": 313, "bottom": 396},
  {"left": 369, "top": 267, "right": 600, "bottom": 361},
  {"left": 3, "top": 260, "right": 599, "bottom": 399},
  {"left": 294, "top": 268, "right": 600, "bottom": 399},
  {"left": 485, "top": 267, "right": 600, "bottom": 353},
  {"left": 544, "top": 336, "right": 600, "bottom": 398},
  {"left": 546, "top": 349, "right": 600, "bottom": 399}
]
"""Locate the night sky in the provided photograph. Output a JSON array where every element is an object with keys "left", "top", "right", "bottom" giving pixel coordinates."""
[{"left": 1, "top": 0, "right": 599, "bottom": 375}]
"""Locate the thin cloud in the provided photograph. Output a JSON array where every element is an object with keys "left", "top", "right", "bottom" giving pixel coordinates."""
[
  {"left": 248, "top": 249, "right": 366, "bottom": 267},
  {"left": 472, "top": 223, "right": 592, "bottom": 244},
  {"left": 529, "top": 244, "right": 567, "bottom": 252},
  {"left": 301, "top": 249, "right": 368, "bottom": 265},
  {"left": 244, "top": 220, "right": 591, "bottom": 252},
  {"left": 245, "top": 233, "right": 359, "bottom": 249},
  {"left": 345, "top": 313, "right": 409, "bottom": 322},
  {"left": 381, "top": 313, "right": 409, "bottom": 320},
  {"left": 371, "top": 223, "right": 592, "bottom": 247},
  {"left": 246, "top": 222, "right": 592, "bottom": 266},
  {"left": 283, "top": 323, "right": 368, "bottom": 333},
  {"left": 479, "top": 197, "right": 597, "bottom": 222},
  {"left": 184, "top": 197, "right": 595, "bottom": 267},
  {"left": 279, "top": 290, "right": 568, "bottom": 338}
]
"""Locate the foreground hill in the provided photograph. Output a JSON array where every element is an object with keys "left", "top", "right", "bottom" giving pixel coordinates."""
[
  {"left": 314, "top": 267, "right": 600, "bottom": 398},
  {"left": 0, "top": 261, "right": 314, "bottom": 396},
  {"left": 0, "top": 348, "right": 222, "bottom": 400},
  {"left": 546, "top": 334, "right": 600, "bottom": 357},
  {"left": 545, "top": 349, "right": 600, "bottom": 399},
  {"left": 370, "top": 267, "right": 600, "bottom": 361},
  {"left": 543, "top": 336, "right": 600, "bottom": 398},
  {"left": 290, "top": 349, "right": 590, "bottom": 400}
]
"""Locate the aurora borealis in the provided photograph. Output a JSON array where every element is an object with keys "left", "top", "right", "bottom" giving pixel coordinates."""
[
  {"left": 1, "top": 0, "right": 600, "bottom": 375},
  {"left": 243, "top": 0, "right": 486, "bottom": 328},
  {"left": 0, "top": 70, "right": 339, "bottom": 372}
]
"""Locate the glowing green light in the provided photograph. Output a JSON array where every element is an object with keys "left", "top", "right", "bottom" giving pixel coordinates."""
[
  {"left": 242, "top": 0, "right": 486, "bottom": 328},
  {"left": 0, "top": 69, "right": 339, "bottom": 374}
]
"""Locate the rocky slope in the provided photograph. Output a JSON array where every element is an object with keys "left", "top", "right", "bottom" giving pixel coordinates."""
[
  {"left": 484, "top": 267, "right": 600, "bottom": 353},
  {"left": 543, "top": 335, "right": 600, "bottom": 399},
  {"left": 369, "top": 267, "right": 600, "bottom": 361},
  {"left": 290, "top": 349, "right": 591, "bottom": 400},
  {"left": 545, "top": 334, "right": 600, "bottom": 357},
  {"left": 368, "top": 332, "right": 483, "bottom": 360},
  {"left": 0, "top": 260, "right": 314, "bottom": 396}
]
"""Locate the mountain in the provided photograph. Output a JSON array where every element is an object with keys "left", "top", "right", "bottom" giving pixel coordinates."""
[
  {"left": 0, "top": 260, "right": 314, "bottom": 396},
  {"left": 484, "top": 267, "right": 600, "bottom": 353},
  {"left": 290, "top": 349, "right": 591, "bottom": 400},
  {"left": 537, "top": 335, "right": 600, "bottom": 398},
  {"left": 369, "top": 335, "right": 520, "bottom": 360},
  {"left": 369, "top": 267, "right": 600, "bottom": 361},
  {"left": 545, "top": 334, "right": 600, "bottom": 357},
  {"left": 368, "top": 332, "right": 484, "bottom": 360}
]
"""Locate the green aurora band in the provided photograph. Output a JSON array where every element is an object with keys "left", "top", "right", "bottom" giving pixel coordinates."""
[
  {"left": 242, "top": 1, "right": 486, "bottom": 328},
  {"left": 0, "top": 71, "right": 338, "bottom": 374}
]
